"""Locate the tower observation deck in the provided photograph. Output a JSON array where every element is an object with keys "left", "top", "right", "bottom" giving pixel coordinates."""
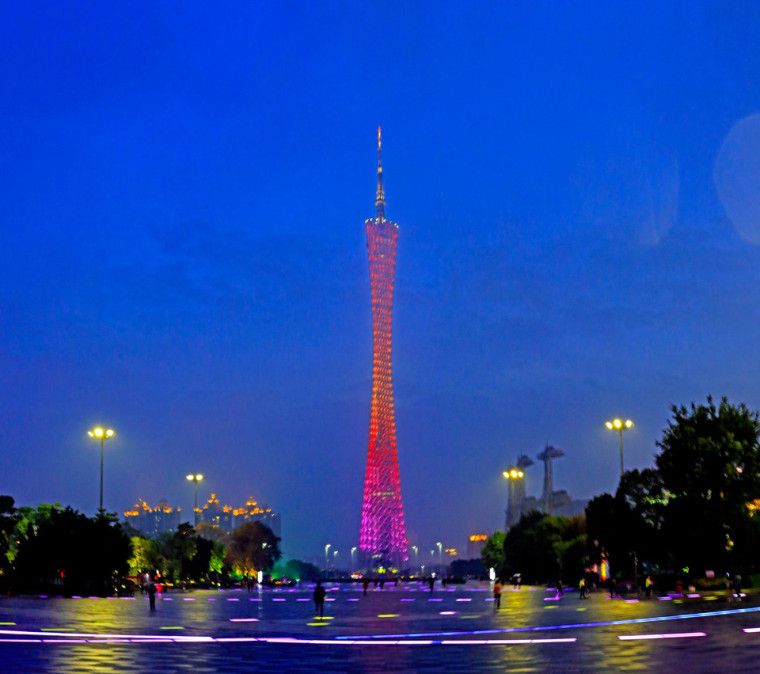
[{"left": 359, "top": 127, "right": 408, "bottom": 565}]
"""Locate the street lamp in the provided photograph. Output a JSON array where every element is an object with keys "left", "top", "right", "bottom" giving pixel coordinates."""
[
  {"left": 605, "top": 418, "right": 634, "bottom": 478},
  {"left": 186, "top": 474, "right": 204, "bottom": 526},
  {"left": 502, "top": 467, "right": 525, "bottom": 530},
  {"left": 325, "top": 543, "right": 331, "bottom": 565},
  {"left": 437, "top": 541, "right": 443, "bottom": 567},
  {"left": 351, "top": 546, "right": 357, "bottom": 571},
  {"left": 88, "top": 427, "right": 115, "bottom": 512}
]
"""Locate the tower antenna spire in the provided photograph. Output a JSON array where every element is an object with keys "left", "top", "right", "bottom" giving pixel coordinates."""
[{"left": 375, "top": 126, "right": 385, "bottom": 221}]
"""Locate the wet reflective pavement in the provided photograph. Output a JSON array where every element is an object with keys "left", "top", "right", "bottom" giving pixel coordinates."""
[{"left": 2, "top": 583, "right": 760, "bottom": 672}]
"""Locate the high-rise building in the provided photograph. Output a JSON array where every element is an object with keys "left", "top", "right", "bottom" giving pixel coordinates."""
[
  {"left": 233, "top": 497, "right": 281, "bottom": 537},
  {"left": 124, "top": 498, "right": 181, "bottom": 538},
  {"left": 197, "top": 493, "right": 233, "bottom": 531},
  {"left": 467, "top": 534, "right": 488, "bottom": 560},
  {"left": 359, "top": 127, "right": 407, "bottom": 565}
]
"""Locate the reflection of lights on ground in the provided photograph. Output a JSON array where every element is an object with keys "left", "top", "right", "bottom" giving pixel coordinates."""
[
  {"left": 159, "top": 626, "right": 185, "bottom": 630},
  {"left": 229, "top": 618, "right": 258, "bottom": 622},
  {"left": 0, "top": 629, "right": 578, "bottom": 646},
  {"left": 335, "top": 606, "right": 760, "bottom": 640},
  {"left": 618, "top": 632, "right": 705, "bottom": 640},
  {"left": 377, "top": 614, "right": 400, "bottom": 618}
]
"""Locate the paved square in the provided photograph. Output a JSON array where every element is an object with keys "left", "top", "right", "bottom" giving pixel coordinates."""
[{"left": 2, "top": 583, "right": 760, "bottom": 672}]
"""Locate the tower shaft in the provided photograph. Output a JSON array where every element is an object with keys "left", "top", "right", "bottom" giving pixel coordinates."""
[{"left": 359, "top": 128, "right": 407, "bottom": 563}]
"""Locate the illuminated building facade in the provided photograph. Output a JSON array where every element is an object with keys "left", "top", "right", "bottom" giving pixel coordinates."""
[
  {"left": 197, "top": 493, "right": 233, "bottom": 531},
  {"left": 359, "top": 127, "right": 407, "bottom": 564},
  {"left": 124, "top": 498, "right": 181, "bottom": 538},
  {"left": 233, "top": 496, "right": 281, "bottom": 537},
  {"left": 467, "top": 534, "right": 488, "bottom": 560},
  {"left": 198, "top": 494, "right": 281, "bottom": 536}
]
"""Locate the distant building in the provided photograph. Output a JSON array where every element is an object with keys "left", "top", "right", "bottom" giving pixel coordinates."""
[
  {"left": 467, "top": 534, "right": 488, "bottom": 559},
  {"left": 126, "top": 494, "right": 282, "bottom": 538},
  {"left": 233, "top": 497, "right": 281, "bottom": 537},
  {"left": 124, "top": 498, "right": 181, "bottom": 538},
  {"left": 197, "top": 493, "right": 234, "bottom": 531}
]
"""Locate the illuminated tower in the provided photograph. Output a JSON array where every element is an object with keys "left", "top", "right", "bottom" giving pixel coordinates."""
[{"left": 359, "top": 127, "right": 407, "bottom": 565}]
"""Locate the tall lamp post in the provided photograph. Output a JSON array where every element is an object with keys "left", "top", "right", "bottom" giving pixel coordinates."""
[
  {"left": 351, "top": 546, "right": 357, "bottom": 572},
  {"left": 88, "top": 427, "right": 115, "bottom": 512},
  {"left": 502, "top": 467, "right": 525, "bottom": 530},
  {"left": 186, "top": 474, "right": 204, "bottom": 526},
  {"left": 606, "top": 418, "right": 634, "bottom": 478},
  {"left": 325, "top": 543, "right": 331, "bottom": 566}
]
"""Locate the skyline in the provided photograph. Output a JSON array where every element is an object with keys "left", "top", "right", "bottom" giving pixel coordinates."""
[{"left": 3, "top": 3, "right": 760, "bottom": 560}]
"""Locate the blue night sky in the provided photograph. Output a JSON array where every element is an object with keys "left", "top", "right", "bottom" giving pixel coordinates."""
[{"left": 3, "top": 2, "right": 760, "bottom": 562}]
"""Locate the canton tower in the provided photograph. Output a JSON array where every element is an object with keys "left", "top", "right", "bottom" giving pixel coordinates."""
[{"left": 359, "top": 127, "right": 408, "bottom": 564}]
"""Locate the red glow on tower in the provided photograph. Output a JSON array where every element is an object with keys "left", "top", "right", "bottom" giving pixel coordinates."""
[{"left": 359, "top": 127, "right": 408, "bottom": 563}]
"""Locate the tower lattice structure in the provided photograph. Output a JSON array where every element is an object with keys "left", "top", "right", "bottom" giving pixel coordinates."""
[{"left": 359, "top": 127, "right": 407, "bottom": 563}]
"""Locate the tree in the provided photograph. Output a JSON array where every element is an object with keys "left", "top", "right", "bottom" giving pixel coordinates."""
[
  {"left": 481, "top": 531, "right": 505, "bottom": 573},
  {"left": 226, "top": 522, "right": 281, "bottom": 576},
  {"left": 128, "top": 536, "right": 163, "bottom": 577},
  {"left": 585, "top": 469, "right": 668, "bottom": 578},
  {"left": 502, "top": 512, "right": 587, "bottom": 584},
  {"left": 160, "top": 523, "right": 197, "bottom": 582},
  {"left": 13, "top": 507, "right": 131, "bottom": 595},
  {"left": 656, "top": 396, "right": 760, "bottom": 573},
  {"left": 0, "top": 496, "right": 18, "bottom": 590}
]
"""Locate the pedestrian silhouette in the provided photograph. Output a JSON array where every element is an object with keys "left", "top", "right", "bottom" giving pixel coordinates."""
[
  {"left": 363, "top": 578, "right": 370, "bottom": 596},
  {"left": 314, "top": 580, "right": 326, "bottom": 618},
  {"left": 493, "top": 580, "right": 502, "bottom": 610},
  {"left": 579, "top": 577, "right": 588, "bottom": 599},
  {"left": 148, "top": 583, "right": 157, "bottom": 612}
]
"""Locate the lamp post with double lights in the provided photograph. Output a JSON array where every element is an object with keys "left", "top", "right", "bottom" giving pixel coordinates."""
[
  {"left": 605, "top": 418, "right": 634, "bottom": 478},
  {"left": 186, "top": 474, "right": 204, "bottom": 526},
  {"left": 88, "top": 427, "right": 115, "bottom": 512},
  {"left": 502, "top": 467, "right": 525, "bottom": 531}
]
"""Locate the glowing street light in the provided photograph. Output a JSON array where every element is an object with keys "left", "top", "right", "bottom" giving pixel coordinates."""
[
  {"left": 325, "top": 543, "right": 331, "bottom": 565},
  {"left": 186, "top": 474, "right": 204, "bottom": 526},
  {"left": 606, "top": 418, "right": 634, "bottom": 478},
  {"left": 351, "top": 546, "right": 357, "bottom": 571},
  {"left": 437, "top": 541, "right": 443, "bottom": 567},
  {"left": 502, "top": 467, "right": 525, "bottom": 530},
  {"left": 88, "top": 427, "right": 115, "bottom": 512}
]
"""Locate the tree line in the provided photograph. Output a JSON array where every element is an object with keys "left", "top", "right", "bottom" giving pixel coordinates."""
[
  {"left": 0, "top": 500, "right": 285, "bottom": 595},
  {"left": 483, "top": 397, "right": 760, "bottom": 587}
]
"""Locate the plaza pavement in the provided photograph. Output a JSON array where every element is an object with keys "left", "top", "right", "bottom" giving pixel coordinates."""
[{"left": 2, "top": 582, "right": 760, "bottom": 672}]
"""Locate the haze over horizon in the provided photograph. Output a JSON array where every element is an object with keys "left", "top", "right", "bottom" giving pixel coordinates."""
[{"left": 3, "top": 2, "right": 760, "bottom": 562}]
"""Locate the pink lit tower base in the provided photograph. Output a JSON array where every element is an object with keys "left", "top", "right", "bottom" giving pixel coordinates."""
[{"left": 359, "top": 127, "right": 408, "bottom": 568}]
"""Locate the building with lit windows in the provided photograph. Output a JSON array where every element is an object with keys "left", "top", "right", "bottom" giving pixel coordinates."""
[
  {"left": 233, "top": 497, "right": 281, "bottom": 537},
  {"left": 467, "top": 534, "right": 488, "bottom": 560},
  {"left": 125, "top": 494, "right": 281, "bottom": 537},
  {"left": 123, "top": 498, "right": 181, "bottom": 538}
]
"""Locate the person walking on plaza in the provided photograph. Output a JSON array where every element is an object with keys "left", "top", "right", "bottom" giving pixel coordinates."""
[
  {"left": 363, "top": 578, "right": 370, "bottom": 596},
  {"left": 314, "top": 580, "right": 326, "bottom": 618},
  {"left": 148, "top": 582, "right": 157, "bottom": 612},
  {"left": 578, "top": 578, "right": 588, "bottom": 599},
  {"left": 556, "top": 580, "right": 564, "bottom": 599},
  {"left": 645, "top": 575, "right": 653, "bottom": 598},
  {"left": 734, "top": 574, "right": 743, "bottom": 601},
  {"left": 429, "top": 577, "right": 435, "bottom": 592},
  {"left": 493, "top": 580, "right": 502, "bottom": 610}
]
